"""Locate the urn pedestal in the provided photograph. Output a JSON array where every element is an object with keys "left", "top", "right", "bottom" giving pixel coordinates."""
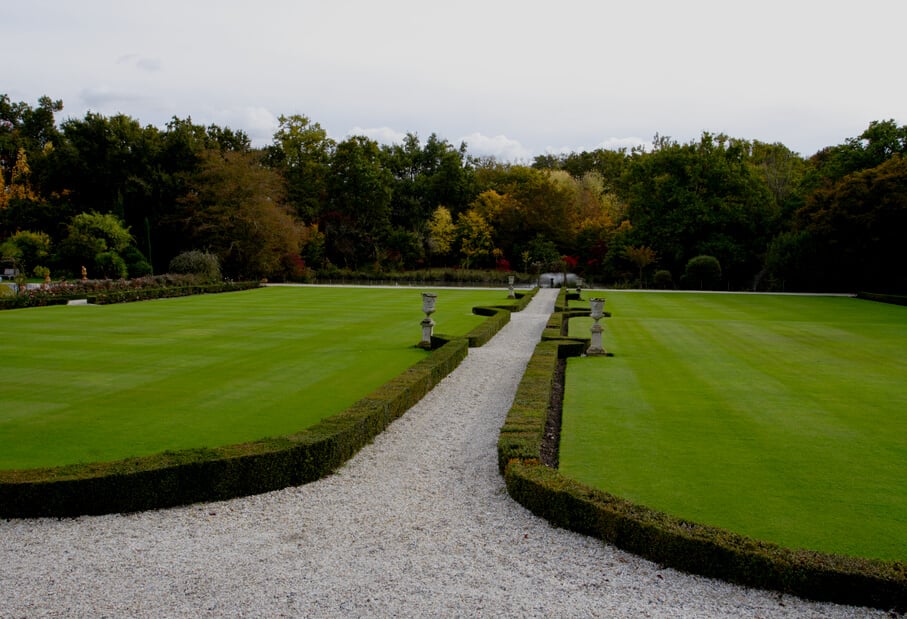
[
  {"left": 418, "top": 292, "right": 437, "bottom": 349},
  {"left": 586, "top": 297, "right": 609, "bottom": 356}
]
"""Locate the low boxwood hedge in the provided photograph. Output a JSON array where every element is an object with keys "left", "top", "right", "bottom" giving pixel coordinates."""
[
  {"left": 498, "top": 334, "right": 907, "bottom": 612},
  {"left": 0, "top": 335, "right": 468, "bottom": 517},
  {"left": 0, "top": 292, "right": 529, "bottom": 518},
  {"left": 0, "top": 278, "right": 260, "bottom": 310}
]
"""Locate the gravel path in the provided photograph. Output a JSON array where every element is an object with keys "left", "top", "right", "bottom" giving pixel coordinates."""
[{"left": 0, "top": 289, "right": 884, "bottom": 618}]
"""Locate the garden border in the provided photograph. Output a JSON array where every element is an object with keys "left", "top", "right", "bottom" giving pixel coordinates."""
[
  {"left": 0, "top": 289, "right": 536, "bottom": 518},
  {"left": 497, "top": 291, "right": 906, "bottom": 613}
]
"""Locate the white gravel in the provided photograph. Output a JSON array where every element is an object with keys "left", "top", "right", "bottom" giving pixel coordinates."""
[{"left": 0, "top": 289, "right": 886, "bottom": 618}]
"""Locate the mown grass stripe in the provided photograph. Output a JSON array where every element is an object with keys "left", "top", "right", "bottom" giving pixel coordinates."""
[{"left": 562, "top": 292, "right": 907, "bottom": 562}]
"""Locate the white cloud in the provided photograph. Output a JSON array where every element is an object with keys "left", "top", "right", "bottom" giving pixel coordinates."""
[
  {"left": 594, "top": 137, "right": 651, "bottom": 152},
  {"left": 542, "top": 137, "right": 652, "bottom": 157},
  {"left": 116, "top": 54, "right": 161, "bottom": 73},
  {"left": 213, "top": 107, "right": 280, "bottom": 146},
  {"left": 80, "top": 86, "right": 146, "bottom": 110},
  {"left": 345, "top": 126, "right": 408, "bottom": 146},
  {"left": 4, "top": 0, "right": 906, "bottom": 159},
  {"left": 457, "top": 133, "right": 533, "bottom": 162}
]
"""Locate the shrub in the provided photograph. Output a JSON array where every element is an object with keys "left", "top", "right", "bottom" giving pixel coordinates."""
[
  {"left": 122, "top": 245, "right": 153, "bottom": 278},
  {"left": 168, "top": 250, "right": 222, "bottom": 282},
  {"left": 653, "top": 269, "right": 674, "bottom": 289},
  {"left": 682, "top": 255, "right": 722, "bottom": 290},
  {"left": 95, "top": 251, "right": 128, "bottom": 279}
]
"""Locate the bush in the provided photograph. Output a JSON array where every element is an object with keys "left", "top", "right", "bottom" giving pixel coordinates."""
[
  {"left": 682, "top": 255, "right": 722, "bottom": 290},
  {"left": 653, "top": 269, "right": 674, "bottom": 289},
  {"left": 168, "top": 250, "right": 222, "bottom": 282},
  {"left": 122, "top": 245, "right": 153, "bottom": 278},
  {"left": 95, "top": 251, "right": 128, "bottom": 279}
]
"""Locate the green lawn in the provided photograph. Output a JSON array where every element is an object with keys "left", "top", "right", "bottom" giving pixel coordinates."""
[
  {"left": 562, "top": 292, "right": 907, "bottom": 561},
  {"left": 1, "top": 286, "right": 504, "bottom": 470}
]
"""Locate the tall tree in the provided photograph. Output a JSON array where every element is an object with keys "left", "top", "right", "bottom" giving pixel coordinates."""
[
  {"left": 455, "top": 209, "right": 493, "bottom": 269},
  {"left": 623, "top": 132, "right": 775, "bottom": 288},
  {"left": 324, "top": 136, "right": 393, "bottom": 268},
  {"left": 170, "top": 150, "right": 302, "bottom": 279},
  {"left": 265, "top": 114, "right": 334, "bottom": 223},
  {"left": 426, "top": 205, "right": 455, "bottom": 265},
  {"left": 0, "top": 94, "right": 63, "bottom": 166},
  {"left": 794, "top": 154, "right": 907, "bottom": 291}
]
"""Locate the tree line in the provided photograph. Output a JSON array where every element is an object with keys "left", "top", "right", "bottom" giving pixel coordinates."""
[{"left": 2, "top": 93, "right": 905, "bottom": 292}]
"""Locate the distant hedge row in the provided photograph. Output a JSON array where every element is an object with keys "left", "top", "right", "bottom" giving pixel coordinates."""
[
  {"left": 0, "top": 289, "right": 534, "bottom": 518},
  {"left": 0, "top": 276, "right": 260, "bottom": 310},
  {"left": 497, "top": 295, "right": 906, "bottom": 613}
]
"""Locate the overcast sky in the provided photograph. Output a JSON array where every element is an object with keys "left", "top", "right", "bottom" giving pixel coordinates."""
[{"left": 4, "top": 1, "right": 906, "bottom": 160}]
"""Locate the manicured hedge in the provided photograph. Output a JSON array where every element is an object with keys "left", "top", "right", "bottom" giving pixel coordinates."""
[
  {"left": 0, "top": 336, "right": 469, "bottom": 517},
  {"left": 0, "top": 278, "right": 260, "bottom": 310},
  {"left": 497, "top": 337, "right": 907, "bottom": 612},
  {"left": 460, "top": 290, "right": 537, "bottom": 347},
  {"left": 0, "top": 291, "right": 528, "bottom": 518}
]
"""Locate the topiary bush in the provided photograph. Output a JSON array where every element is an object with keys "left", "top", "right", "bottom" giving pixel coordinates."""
[
  {"left": 681, "top": 255, "right": 722, "bottom": 290},
  {"left": 653, "top": 269, "right": 674, "bottom": 289}
]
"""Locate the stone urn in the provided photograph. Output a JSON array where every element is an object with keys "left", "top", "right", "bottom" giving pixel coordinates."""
[
  {"left": 586, "top": 297, "right": 608, "bottom": 356},
  {"left": 419, "top": 292, "right": 438, "bottom": 348}
]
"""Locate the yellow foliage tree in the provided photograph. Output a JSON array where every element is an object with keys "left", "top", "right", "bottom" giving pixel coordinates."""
[
  {"left": 8, "top": 148, "right": 38, "bottom": 202},
  {"left": 0, "top": 164, "right": 7, "bottom": 209},
  {"left": 455, "top": 209, "right": 493, "bottom": 269},
  {"left": 427, "top": 205, "right": 455, "bottom": 259}
]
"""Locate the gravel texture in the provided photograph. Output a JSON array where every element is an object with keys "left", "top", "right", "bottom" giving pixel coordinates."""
[{"left": 0, "top": 288, "right": 887, "bottom": 618}]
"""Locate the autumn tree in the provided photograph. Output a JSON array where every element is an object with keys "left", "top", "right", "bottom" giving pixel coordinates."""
[
  {"left": 623, "top": 245, "right": 658, "bottom": 288},
  {"left": 455, "top": 209, "right": 493, "bottom": 269},
  {"left": 7, "top": 149, "right": 38, "bottom": 202},
  {"left": 170, "top": 150, "right": 302, "bottom": 279},
  {"left": 426, "top": 205, "right": 456, "bottom": 265}
]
